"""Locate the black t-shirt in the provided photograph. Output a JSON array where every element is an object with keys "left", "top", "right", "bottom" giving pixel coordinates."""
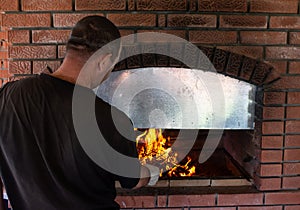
[{"left": 0, "top": 74, "right": 140, "bottom": 210}]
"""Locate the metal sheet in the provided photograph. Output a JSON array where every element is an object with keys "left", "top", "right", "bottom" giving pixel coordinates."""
[{"left": 96, "top": 68, "right": 256, "bottom": 129}]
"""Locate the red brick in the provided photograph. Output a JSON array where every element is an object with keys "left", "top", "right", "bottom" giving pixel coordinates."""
[
  {"left": 259, "top": 178, "right": 282, "bottom": 190},
  {"left": 260, "top": 164, "right": 282, "bottom": 176},
  {"left": 285, "top": 135, "right": 300, "bottom": 147},
  {"left": 284, "top": 149, "right": 300, "bottom": 161},
  {"left": 9, "top": 46, "right": 56, "bottom": 59},
  {"left": 265, "top": 192, "right": 300, "bottom": 204},
  {"left": 190, "top": 208, "right": 235, "bottom": 210},
  {"left": 32, "top": 30, "right": 70, "bottom": 43},
  {"left": 284, "top": 163, "right": 300, "bottom": 175},
  {"left": 239, "top": 206, "right": 282, "bottom": 210},
  {"left": 158, "top": 15, "right": 166, "bottom": 27},
  {"left": 288, "top": 92, "right": 300, "bottom": 104},
  {"left": 199, "top": 0, "right": 247, "bottom": 12},
  {"left": 220, "top": 15, "right": 267, "bottom": 28},
  {"left": 128, "top": 0, "right": 135, "bottom": 10},
  {"left": 289, "top": 62, "right": 300, "bottom": 74},
  {"left": 76, "top": 0, "right": 126, "bottom": 10},
  {"left": 0, "top": 31, "right": 8, "bottom": 40},
  {"left": 33, "top": 61, "right": 61, "bottom": 74},
  {"left": 285, "top": 206, "right": 300, "bottom": 210},
  {"left": 168, "top": 194, "right": 215, "bottom": 207},
  {"left": 0, "top": 70, "right": 10, "bottom": 78},
  {"left": 2, "top": 13, "right": 51, "bottom": 28},
  {"left": 0, "top": 51, "right": 8, "bottom": 59},
  {"left": 240, "top": 31, "right": 287, "bottom": 45},
  {"left": 9, "top": 61, "right": 31, "bottom": 74},
  {"left": 262, "top": 136, "right": 284, "bottom": 149},
  {"left": 107, "top": 14, "right": 156, "bottom": 27},
  {"left": 264, "top": 92, "right": 286, "bottom": 105},
  {"left": 263, "top": 107, "right": 285, "bottom": 119},
  {"left": 261, "top": 150, "right": 283, "bottom": 163},
  {"left": 0, "top": 59, "right": 8, "bottom": 70},
  {"left": 136, "top": 0, "right": 187, "bottom": 11},
  {"left": 53, "top": 13, "right": 104, "bottom": 27},
  {"left": 270, "top": 16, "right": 300, "bottom": 29},
  {"left": 262, "top": 122, "right": 284, "bottom": 135},
  {"left": 22, "top": 0, "right": 72, "bottom": 11},
  {"left": 168, "top": 14, "right": 216, "bottom": 27},
  {"left": 218, "top": 46, "right": 263, "bottom": 59},
  {"left": 270, "top": 76, "right": 300, "bottom": 90},
  {"left": 287, "top": 107, "right": 300, "bottom": 119},
  {"left": 218, "top": 193, "right": 263, "bottom": 206},
  {"left": 283, "top": 176, "right": 300, "bottom": 189},
  {"left": 267, "top": 61, "right": 287, "bottom": 74},
  {"left": 189, "top": 31, "right": 237, "bottom": 44},
  {"left": 250, "top": 0, "right": 298, "bottom": 13},
  {"left": 0, "top": 0, "right": 19, "bottom": 11},
  {"left": 58, "top": 45, "right": 66, "bottom": 58},
  {"left": 157, "top": 195, "right": 167, "bottom": 207},
  {"left": 115, "top": 196, "right": 155, "bottom": 208},
  {"left": 136, "top": 30, "right": 186, "bottom": 42},
  {"left": 286, "top": 121, "right": 300, "bottom": 134},
  {"left": 8, "top": 30, "right": 30, "bottom": 44},
  {"left": 290, "top": 32, "right": 300, "bottom": 45},
  {"left": 266, "top": 47, "right": 300, "bottom": 60}
]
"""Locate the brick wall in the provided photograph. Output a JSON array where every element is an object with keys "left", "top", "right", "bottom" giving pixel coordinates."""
[{"left": 0, "top": 0, "right": 300, "bottom": 209}]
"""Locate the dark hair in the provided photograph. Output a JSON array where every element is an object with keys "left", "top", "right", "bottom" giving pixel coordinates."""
[{"left": 66, "top": 15, "right": 121, "bottom": 59}]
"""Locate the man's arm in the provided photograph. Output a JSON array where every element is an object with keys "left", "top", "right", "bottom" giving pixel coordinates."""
[
  {"left": 132, "top": 164, "right": 160, "bottom": 189},
  {"left": 0, "top": 178, "right": 5, "bottom": 210},
  {"left": 132, "top": 165, "right": 150, "bottom": 189}
]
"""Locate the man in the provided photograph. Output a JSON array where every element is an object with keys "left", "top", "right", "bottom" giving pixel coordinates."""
[{"left": 0, "top": 15, "right": 159, "bottom": 210}]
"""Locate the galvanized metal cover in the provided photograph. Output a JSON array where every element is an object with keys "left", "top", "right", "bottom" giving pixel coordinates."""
[{"left": 96, "top": 68, "right": 256, "bottom": 129}]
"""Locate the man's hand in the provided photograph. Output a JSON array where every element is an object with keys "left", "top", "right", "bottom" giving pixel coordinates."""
[{"left": 144, "top": 164, "right": 160, "bottom": 186}]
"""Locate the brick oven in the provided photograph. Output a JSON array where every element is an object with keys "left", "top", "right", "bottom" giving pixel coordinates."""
[{"left": 1, "top": 0, "right": 300, "bottom": 209}]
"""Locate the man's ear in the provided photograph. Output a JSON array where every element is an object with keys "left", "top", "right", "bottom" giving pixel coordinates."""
[{"left": 98, "top": 53, "right": 113, "bottom": 72}]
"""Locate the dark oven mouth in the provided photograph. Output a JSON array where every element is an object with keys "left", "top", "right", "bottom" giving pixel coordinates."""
[{"left": 134, "top": 129, "right": 254, "bottom": 187}]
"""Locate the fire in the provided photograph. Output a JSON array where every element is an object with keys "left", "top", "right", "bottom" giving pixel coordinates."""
[{"left": 136, "top": 128, "right": 196, "bottom": 177}]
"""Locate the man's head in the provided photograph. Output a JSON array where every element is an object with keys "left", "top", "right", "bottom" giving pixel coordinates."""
[
  {"left": 67, "top": 15, "right": 121, "bottom": 61},
  {"left": 63, "top": 15, "right": 121, "bottom": 88}
]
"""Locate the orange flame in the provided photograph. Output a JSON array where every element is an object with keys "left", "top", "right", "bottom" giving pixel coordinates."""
[{"left": 136, "top": 128, "right": 196, "bottom": 177}]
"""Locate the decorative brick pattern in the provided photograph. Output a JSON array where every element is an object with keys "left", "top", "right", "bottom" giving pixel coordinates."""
[
  {"left": 136, "top": 0, "right": 187, "bottom": 11},
  {"left": 22, "top": 0, "right": 72, "bottom": 11},
  {"left": 107, "top": 14, "right": 156, "bottom": 27},
  {"left": 266, "top": 47, "right": 300, "bottom": 60},
  {"left": 240, "top": 32, "right": 287, "bottom": 45},
  {"left": 168, "top": 14, "right": 216, "bottom": 27},
  {"left": 270, "top": 16, "right": 300, "bottom": 29},
  {"left": 8, "top": 30, "right": 30, "bottom": 43},
  {"left": 220, "top": 15, "right": 267, "bottom": 28},
  {"left": 2, "top": 13, "right": 51, "bottom": 28},
  {"left": 189, "top": 31, "right": 237, "bottom": 44},
  {"left": 53, "top": 13, "right": 104, "bottom": 27},
  {"left": 9, "top": 46, "right": 56, "bottom": 59},
  {"left": 9, "top": 61, "right": 31, "bottom": 74},
  {"left": 250, "top": 0, "right": 299, "bottom": 13},
  {"left": 199, "top": 0, "right": 247, "bottom": 12},
  {"left": 32, "top": 30, "right": 70, "bottom": 43},
  {"left": 76, "top": 0, "right": 126, "bottom": 11},
  {"left": 0, "top": 0, "right": 19, "bottom": 11}
]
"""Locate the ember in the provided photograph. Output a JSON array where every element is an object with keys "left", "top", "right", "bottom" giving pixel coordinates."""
[{"left": 136, "top": 128, "right": 196, "bottom": 177}]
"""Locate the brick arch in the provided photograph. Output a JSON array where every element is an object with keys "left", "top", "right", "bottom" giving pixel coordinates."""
[{"left": 113, "top": 46, "right": 280, "bottom": 87}]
